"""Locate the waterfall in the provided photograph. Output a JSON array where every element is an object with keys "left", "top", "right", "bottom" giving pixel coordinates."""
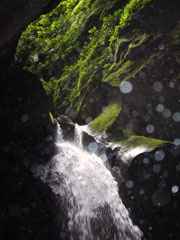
[
  {"left": 33, "top": 123, "right": 142, "bottom": 240},
  {"left": 74, "top": 123, "right": 89, "bottom": 148}
]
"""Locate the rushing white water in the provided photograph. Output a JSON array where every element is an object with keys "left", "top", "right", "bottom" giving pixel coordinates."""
[
  {"left": 74, "top": 123, "right": 89, "bottom": 148},
  {"left": 33, "top": 123, "right": 142, "bottom": 240},
  {"left": 119, "top": 146, "right": 149, "bottom": 163},
  {"left": 74, "top": 123, "right": 148, "bottom": 164}
]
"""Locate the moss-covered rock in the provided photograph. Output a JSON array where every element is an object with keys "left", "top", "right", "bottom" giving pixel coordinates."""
[
  {"left": 90, "top": 103, "right": 121, "bottom": 133},
  {"left": 117, "top": 135, "right": 167, "bottom": 150},
  {"left": 16, "top": 0, "right": 180, "bottom": 142}
]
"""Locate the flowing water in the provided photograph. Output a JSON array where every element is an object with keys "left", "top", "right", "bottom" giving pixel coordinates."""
[
  {"left": 33, "top": 123, "right": 142, "bottom": 240},
  {"left": 74, "top": 123, "right": 89, "bottom": 148}
]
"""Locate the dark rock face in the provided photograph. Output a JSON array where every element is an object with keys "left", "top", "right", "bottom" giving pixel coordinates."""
[
  {"left": 1, "top": 66, "right": 53, "bottom": 145},
  {"left": 1, "top": 0, "right": 180, "bottom": 239},
  {"left": 16, "top": 0, "right": 180, "bottom": 142},
  {"left": 120, "top": 144, "right": 180, "bottom": 240},
  {"left": 0, "top": 0, "right": 59, "bottom": 65},
  {"left": 0, "top": 152, "right": 68, "bottom": 240},
  {"left": 0, "top": 1, "right": 61, "bottom": 240},
  {"left": 0, "top": 0, "right": 60, "bottom": 157},
  {"left": 56, "top": 115, "right": 75, "bottom": 142}
]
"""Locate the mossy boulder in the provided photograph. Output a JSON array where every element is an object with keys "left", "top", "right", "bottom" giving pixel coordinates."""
[
  {"left": 17, "top": 0, "right": 180, "bottom": 143},
  {"left": 90, "top": 103, "right": 121, "bottom": 133}
]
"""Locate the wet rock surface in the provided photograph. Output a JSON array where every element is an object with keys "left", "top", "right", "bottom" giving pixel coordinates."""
[
  {"left": 0, "top": 1, "right": 62, "bottom": 240},
  {"left": 57, "top": 122, "right": 180, "bottom": 239},
  {"left": 1, "top": 0, "right": 180, "bottom": 239},
  {"left": 0, "top": 152, "right": 67, "bottom": 240},
  {"left": 119, "top": 144, "right": 180, "bottom": 240},
  {"left": 0, "top": 0, "right": 59, "bottom": 161},
  {"left": 56, "top": 115, "right": 75, "bottom": 141}
]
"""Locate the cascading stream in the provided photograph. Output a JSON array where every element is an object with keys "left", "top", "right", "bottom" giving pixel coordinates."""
[
  {"left": 33, "top": 123, "right": 142, "bottom": 240},
  {"left": 74, "top": 123, "right": 89, "bottom": 148}
]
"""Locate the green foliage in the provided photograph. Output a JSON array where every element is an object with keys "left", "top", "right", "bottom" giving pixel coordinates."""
[
  {"left": 90, "top": 103, "right": 121, "bottom": 133},
  {"left": 117, "top": 135, "right": 168, "bottom": 150},
  {"left": 120, "top": 0, "right": 153, "bottom": 28},
  {"left": 16, "top": 0, "right": 154, "bottom": 112},
  {"left": 16, "top": 0, "right": 178, "bottom": 143}
]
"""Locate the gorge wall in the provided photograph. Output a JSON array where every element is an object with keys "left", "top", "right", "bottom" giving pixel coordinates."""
[
  {"left": 17, "top": 0, "right": 180, "bottom": 145},
  {"left": 1, "top": 0, "right": 180, "bottom": 239},
  {"left": 0, "top": 1, "right": 62, "bottom": 240}
]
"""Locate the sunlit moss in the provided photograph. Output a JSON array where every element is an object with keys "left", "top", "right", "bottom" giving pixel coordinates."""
[
  {"left": 117, "top": 135, "right": 168, "bottom": 149},
  {"left": 120, "top": 0, "right": 153, "bottom": 28},
  {"left": 110, "top": 0, "right": 153, "bottom": 47},
  {"left": 90, "top": 103, "right": 121, "bottom": 133},
  {"left": 16, "top": 0, "right": 155, "bottom": 112}
]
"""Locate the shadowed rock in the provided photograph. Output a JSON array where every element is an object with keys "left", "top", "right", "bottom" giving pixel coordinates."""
[
  {"left": 121, "top": 144, "right": 180, "bottom": 240},
  {"left": 0, "top": 0, "right": 59, "bottom": 65}
]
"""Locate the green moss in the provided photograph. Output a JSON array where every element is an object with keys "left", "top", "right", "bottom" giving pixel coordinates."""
[
  {"left": 102, "top": 51, "right": 156, "bottom": 86},
  {"left": 16, "top": 0, "right": 121, "bottom": 110},
  {"left": 117, "top": 135, "right": 168, "bottom": 149},
  {"left": 90, "top": 103, "right": 121, "bottom": 133},
  {"left": 103, "top": 60, "right": 134, "bottom": 85},
  {"left": 49, "top": 112, "right": 55, "bottom": 124},
  {"left": 16, "top": 0, "right": 155, "bottom": 112},
  {"left": 110, "top": 0, "right": 153, "bottom": 47},
  {"left": 119, "top": 0, "right": 153, "bottom": 28},
  {"left": 42, "top": 78, "right": 60, "bottom": 106},
  {"left": 14, "top": 0, "right": 180, "bottom": 144}
]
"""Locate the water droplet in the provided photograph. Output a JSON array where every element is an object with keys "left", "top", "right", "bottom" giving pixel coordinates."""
[
  {"left": 162, "top": 109, "right": 172, "bottom": 118},
  {"left": 21, "top": 114, "right": 29, "bottom": 123},
  {"left": 146, "top": 124, "right": 155, "bottom": 133},
  {"left": 153, "top": 81, "right": 163, "bottom": 92},
  {"left": 88, "top": 142, "right": 98, "bottom": 153},
  {"left": 143, "top": 158, "right": 150, "bottom": 164},
  {"left": 169, "top": 82, "right": 175, "bottom": 88},
  {"left": 68, "top": 220, "right": 73, "bottom": 228},
  {"left": 32, "top": 53, "right": 39, "bottom": 62},
  {"left": 173, "top": 138, "right": 180, "bottom": 146},
  {"left": 119, "top": 81, "right": 133, "bottom": 94},
  {"left": 156, "top": 104, "right": 164, "bottom": 113},
  {"left": 126, "top": 180, "right": 134, "bottom": 189},
  {"left": 171, "top": 185, "right": 179, "bottom": 194},
  {"left": 154, "top": 150, "right": 165, "bottom": 161},
  {"left": 172, "top": 112, "right": 180, "bottom": 122},
  {"left": 158, "top": 44, "right": 165, "bottom": 50},
  {"left": 139, "top": 189, "right": 145, "bottom": 195},
  {"left": 148, "top": 226, "right": 153, "bottom": 231}
]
